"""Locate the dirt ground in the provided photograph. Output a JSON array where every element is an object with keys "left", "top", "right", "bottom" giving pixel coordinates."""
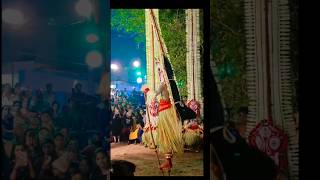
[{"left": 111, "top": 142, "right": 203, "bottom": 176}]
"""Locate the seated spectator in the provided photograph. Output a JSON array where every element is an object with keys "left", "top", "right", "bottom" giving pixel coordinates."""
[{"left": 92, "top": 148, "right": 111, "bottom": 179}]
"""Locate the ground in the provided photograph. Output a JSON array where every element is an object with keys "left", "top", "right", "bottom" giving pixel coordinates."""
[{"left": 111, "top": 142, "right": 203, "bottom": 176}]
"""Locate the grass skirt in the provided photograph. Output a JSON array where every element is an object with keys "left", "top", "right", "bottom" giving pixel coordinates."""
[
  {"left": 142, "top": 128, "right": 158, "bottom": 148},
  {"left": 157, "top": 105, "right": 184, "bottom": 154},
  {"left": 183, "top": 129, "right": 202, "bottom": 146}
]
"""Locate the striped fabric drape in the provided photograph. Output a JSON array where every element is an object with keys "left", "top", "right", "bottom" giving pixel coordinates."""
[
  {"left": 186, "top": 9, "right": 203, "bottom": 119},
  {"left": 244, "top": 0, "right": 298, "bottom": 179}
]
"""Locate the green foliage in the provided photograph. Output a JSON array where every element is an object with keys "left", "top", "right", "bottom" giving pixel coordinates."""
[
  {"left": 159, "top": 9, "right": 188, "bottom": 97},
  {"left": 211, "top": 0, "right": 248, "bottom": 117},
  {"left": 210, "top": 0, "right": 299, "bottom": 116},
  {"left": 111, "top": 9, "right": 146, "bottom": 46},
  {"left": 111, "top": 9, "right": 204, "bottom": 98},
  {"left": 111, "top": 9, "right": 187, "bottom": 97}
]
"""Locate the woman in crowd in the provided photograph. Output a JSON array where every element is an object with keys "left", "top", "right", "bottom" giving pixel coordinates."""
[
  {"left": 9, "top": 144, "right": 36, "bottom": 180},
  {"left": 79, "top": 156, "right": 93, "bottom": 180},
  {"left": 121, "top": 112, "right": 132, "bottom": 143},
  {"left": 128, "top": 115, "right": 140, "bottom": 144},
  {"left": 24, "top": 129, "right": 39, "bottom": 163},
  {"left": 92, "top": 148, "right": 111, "bottom": 179},
  {"left": 35, "top": 139, "right": 56, "bottom": 179},
  {"left": 112, "top": 107, "right": 123, "bottom": 143}
]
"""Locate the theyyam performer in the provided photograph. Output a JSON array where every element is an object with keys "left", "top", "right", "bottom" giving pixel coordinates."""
[{"left": 153, "top": 82, "right": 184, "bottom": 172}]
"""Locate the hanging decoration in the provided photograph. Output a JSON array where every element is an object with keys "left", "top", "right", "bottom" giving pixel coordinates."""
[
  {"left": 248, "top": 118, "right": 288, "bottom": 171},
  {"left": 244, "top": 0, "right": 298, "bottom": 178},
  {"left": 186, "top": 9, "right": 203, "bottom": 119}
]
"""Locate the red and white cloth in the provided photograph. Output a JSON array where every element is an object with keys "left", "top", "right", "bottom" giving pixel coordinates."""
[
  {"left": 148, "top": 98, "right": 159, "bottom": 117},
  {"left": 248, "top": 119, "right": 288, "bottom": 170}
]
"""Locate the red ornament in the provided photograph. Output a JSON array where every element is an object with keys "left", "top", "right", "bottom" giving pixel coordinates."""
[
  {"left": 190, "top": 122, "right": 199, "bottom": 130},
  {"left": 144, "top": 88, "right": 150, "bottom": 94},
  {"left": 187, "top": 99, "right": 201, "bottom": 118}
]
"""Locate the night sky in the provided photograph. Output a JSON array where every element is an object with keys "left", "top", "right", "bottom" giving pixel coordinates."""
[{"left": 111, "top": 30, "right": 146, "bottom": 84}]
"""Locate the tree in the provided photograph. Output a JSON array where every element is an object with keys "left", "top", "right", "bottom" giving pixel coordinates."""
[
  {"left": 111, "top": 9, "right": 146, "bottom": 48},
  {"left": 158, "top": 9, "right": 188, "bottom": 97},
  {"left": 211, "top": 0, "right": 248, "bottom": 118}
]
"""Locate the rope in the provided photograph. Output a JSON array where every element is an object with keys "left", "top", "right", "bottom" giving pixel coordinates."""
[
  {"left": 149, "top": 10, "right": 171, "bottom": 89},
  {"left": 148, "top": 10, "right": 179, "bottom": 176}
]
